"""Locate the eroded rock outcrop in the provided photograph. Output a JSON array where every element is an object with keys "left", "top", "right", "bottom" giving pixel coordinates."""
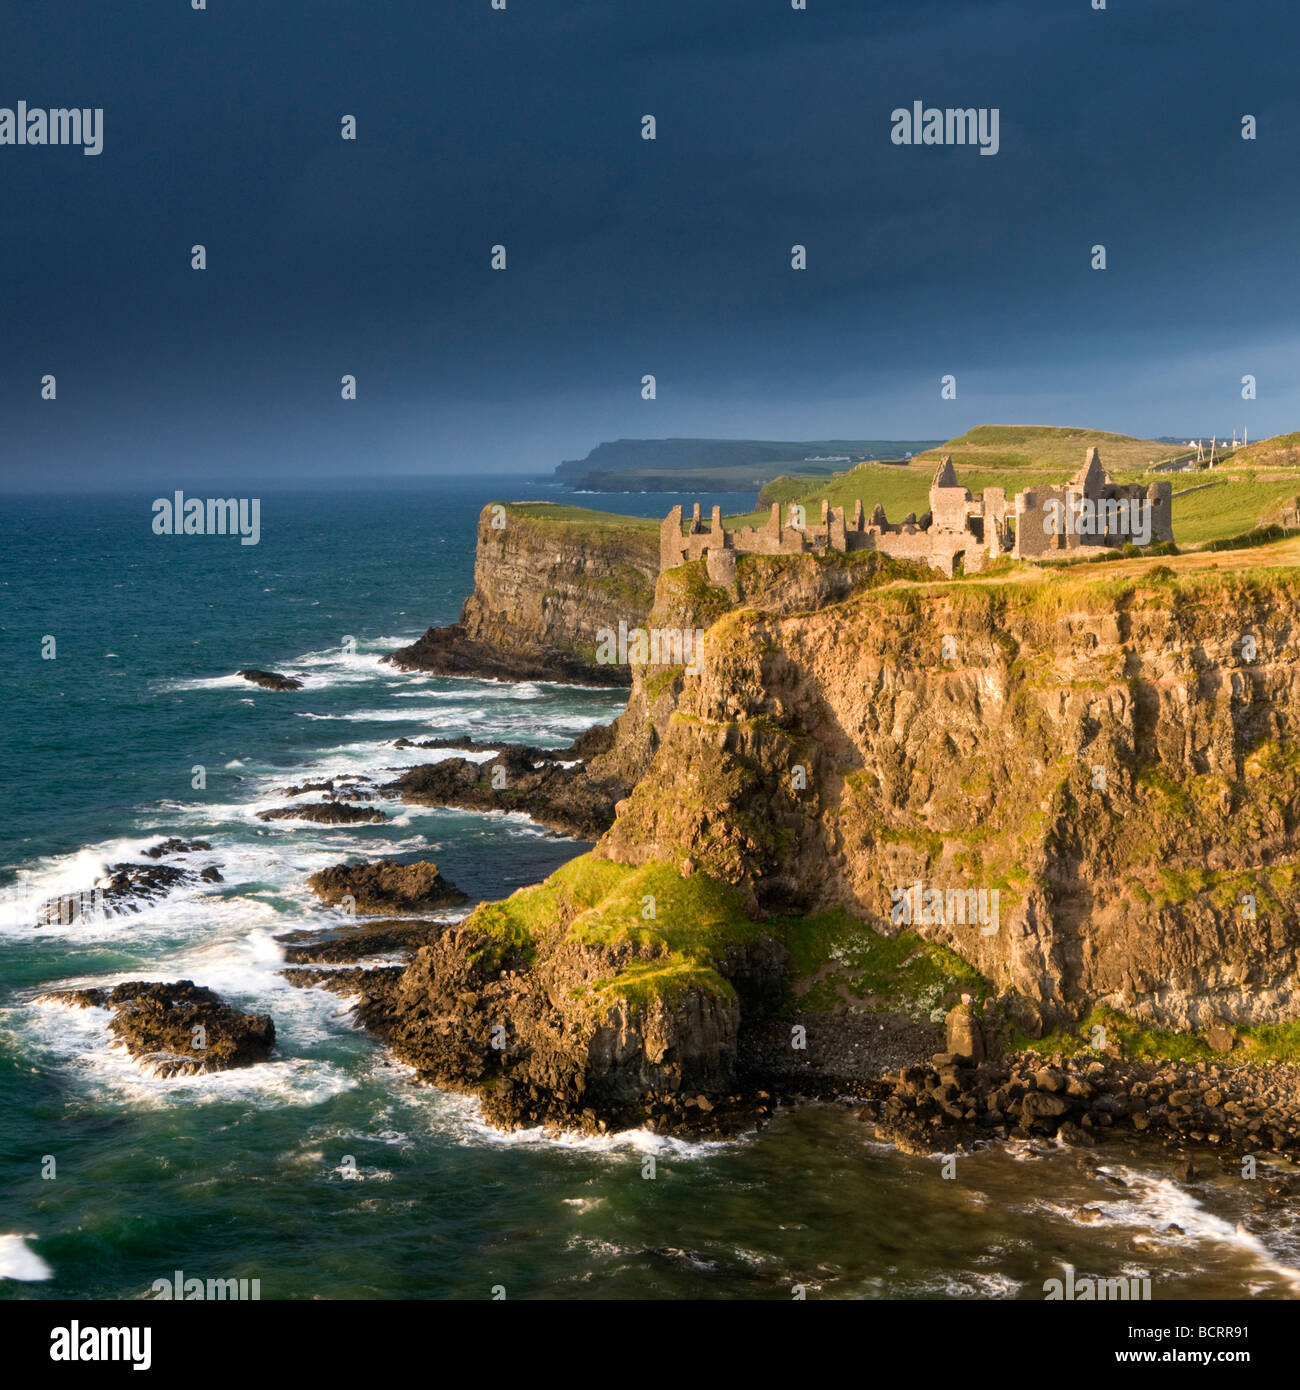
[
  {"left": 306, "top": 859, "right": 467, "bottom": 914},
  {"left": 346, "top": 919, "right": 775, "bottom": 1135},
  {"left": 33, "top": 840, "right": 222, "bottom": 926},
  {"left": 37, "top": 980, "right": 275, "bottom": 1076}
]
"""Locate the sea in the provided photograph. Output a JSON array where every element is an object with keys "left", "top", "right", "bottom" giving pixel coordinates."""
[{"left": 1, "top": 475, "right": 1298, "bottom": 1301}]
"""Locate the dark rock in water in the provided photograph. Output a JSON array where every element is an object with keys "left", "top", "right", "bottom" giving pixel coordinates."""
[
  {"left": 256, "top": 802, "right": 388, "bottom": 825},
  {"left": 236, "top": 668, "right": 303, "bottom": 692},
  {"left": 306, "top": 859, "right": 467, "bottom": 914},
  {"left": 382, "top": 746, "right": 623, "bottom": 840},
  {"left": 36, "top": 862, "right": 193, "bottom": 926},
  {"left": 141, "top": 838, "right": 212, "bottom": 858},
  {"left": 33, "top": 837, "right": 226, "bottom": 925},
  {"left": 276, "top": 918, "right": 447, "bottom": 964},
  {"left": 36, "top": 980, "right": 274, "bottom": 1075},
  {"left": 274, "top": 777, "right": 374, "bottom": 801}
]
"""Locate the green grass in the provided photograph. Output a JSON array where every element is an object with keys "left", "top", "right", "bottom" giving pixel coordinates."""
[
  {"left": 1162, "top": 479, "right": 1300, "bottom": 546},
  {"left": 567, "top": 862, "right": 759, "bottom": 958},
  {"left": 464, "top": 857, "right": 993, "bottom": 1020},
  {"left": 777, "top": 907, "right": 989, "bottom": 1019},
  {"left": 499, "top": 502, "right": 658, "bottom": 532},
  {"left": 1017, "top": 1005, "right": 1300, "bottom": 1065},
  {"left": 572, "top": 860, "right": 758, "bottom": 1009},
  {"left": 465, "top": 855, "right": 761, "bottom": 1009}
]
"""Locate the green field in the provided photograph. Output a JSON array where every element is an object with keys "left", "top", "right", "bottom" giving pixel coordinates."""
[{"left": 1156, "top": 477, "right": 1300, "bottom": 547}]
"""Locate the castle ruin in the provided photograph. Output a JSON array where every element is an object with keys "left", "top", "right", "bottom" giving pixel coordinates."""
[{"left": 660, "top": 448, "right": 1173, "bottom": 581}]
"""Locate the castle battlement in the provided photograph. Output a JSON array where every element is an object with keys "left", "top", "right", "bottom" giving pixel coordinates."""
[{"left": 659, "top": 449, "right": 1173, "bottom": 582}]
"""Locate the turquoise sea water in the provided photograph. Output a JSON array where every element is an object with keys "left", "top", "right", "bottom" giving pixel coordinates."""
[{"left": 2, "top": 478, "right": 1299, "bottom": 1301}]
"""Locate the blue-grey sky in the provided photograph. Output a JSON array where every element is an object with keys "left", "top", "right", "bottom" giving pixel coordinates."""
[{"left": 0, "top": 0, "right": 1296, "bottom": 489}]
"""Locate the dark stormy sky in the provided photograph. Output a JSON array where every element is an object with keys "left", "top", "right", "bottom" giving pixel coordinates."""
[{"left": 0, "top": 0, "right": 1297, "bottom": 489}]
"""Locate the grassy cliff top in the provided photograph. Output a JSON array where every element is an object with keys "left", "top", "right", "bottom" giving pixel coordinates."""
[
  {"left": 912, "top": 424, "right": 1187, "bottom": 473},
  {"left": 463, "top": 853, "right": 762, "bottom": 1006},
  {"left": 495, "top": 501, "right": 659, "bottom": 533}
]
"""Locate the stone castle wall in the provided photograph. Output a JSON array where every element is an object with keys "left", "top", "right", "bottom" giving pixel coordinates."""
[{"left": 658, "top": 449, "right": 1174, "bottom": 584}]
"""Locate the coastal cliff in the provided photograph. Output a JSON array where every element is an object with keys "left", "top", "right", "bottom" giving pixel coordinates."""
[
  {"left": 364, "top": 526, "right": 1300, "bottom": 1138},
  {"left": 602, "top": 557, "right": 1300, "bottom": 1033},
  {"left": 386, "top": 503, "right": 659, "bottom": 684}
]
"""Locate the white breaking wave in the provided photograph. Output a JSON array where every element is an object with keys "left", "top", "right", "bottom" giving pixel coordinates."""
[
  {"left": 0, "top": 1234, "right": 53, "bottom": 1281},
  {"left": 1029, "top": 1164, "right": 1300, "bottom": 1292}
]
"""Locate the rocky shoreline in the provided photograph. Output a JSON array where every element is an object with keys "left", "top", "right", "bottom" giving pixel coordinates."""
[
  {"left": 869, "top": 1048, "right": 1300, "bottom": 1166},
  {"left": 58, "top": 512, "right": 1300, "bottom": 1171},
  {"left": 276, "top": 907, "right": 1300, "bottom": 1158}
]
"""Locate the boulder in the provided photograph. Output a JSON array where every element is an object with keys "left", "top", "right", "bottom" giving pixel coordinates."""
[
  {"left": 305, "top": 860, "right": 467, "bottom": 915},
  {"left": 37, "top": 980, "right": 274, "bottom": 1076},
  {"left": 236, "top": 669, "right": 303, "bottom": 691}
]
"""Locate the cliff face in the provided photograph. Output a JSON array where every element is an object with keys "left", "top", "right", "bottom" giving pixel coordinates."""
[
  {"left": 371, "top": 530, "right": 1300, "bottom": 1131},
  {"left": 599, "top": 559, "right": 1300, "bottom": 1032},
  {"left": 387, "top": 505, "right": 659, "bottom": 684}
]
